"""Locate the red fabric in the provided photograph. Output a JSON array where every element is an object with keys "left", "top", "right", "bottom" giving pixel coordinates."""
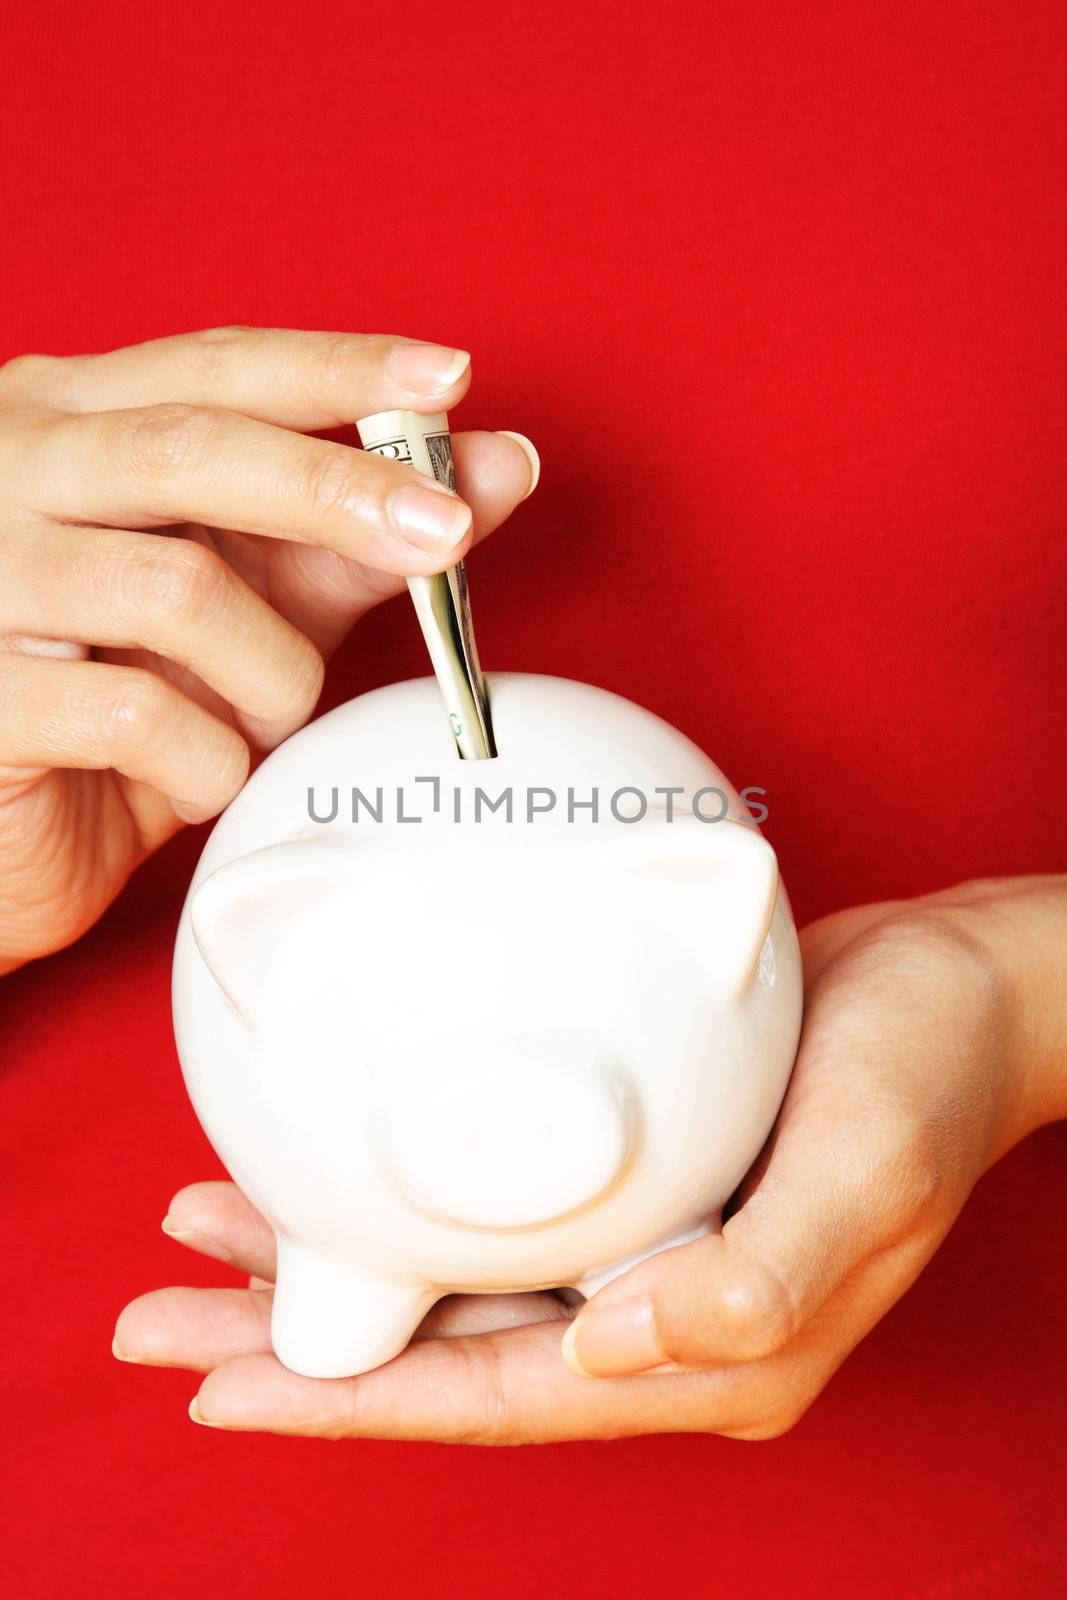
[{"left": 2, "top": 1, "right": 1065, "bottom": 1594}]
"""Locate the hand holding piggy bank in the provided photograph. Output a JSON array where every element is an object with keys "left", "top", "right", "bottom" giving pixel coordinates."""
[{"left": 173, "top": 674, "right": 802, "bottom": 1378}]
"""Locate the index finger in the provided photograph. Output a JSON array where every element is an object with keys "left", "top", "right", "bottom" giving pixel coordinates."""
[
  {"left": 14, "top": 326, "right": 471, "bottom": 430},
  {"left": 188, "top": 1326, "right": 742, "bottom": 1444}
]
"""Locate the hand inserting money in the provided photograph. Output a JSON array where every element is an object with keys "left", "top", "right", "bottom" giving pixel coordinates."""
[{"left": 0, "top": 325, "right": 539, "bottom": 974}]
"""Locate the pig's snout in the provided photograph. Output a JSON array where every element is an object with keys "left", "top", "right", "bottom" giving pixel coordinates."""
[{"left": 381, "top": 1041, "right": 636, "bottom": 1231}]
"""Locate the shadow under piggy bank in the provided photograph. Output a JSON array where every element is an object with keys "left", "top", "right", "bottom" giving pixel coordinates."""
[{"left": 172, "top": 674, "right": 803, "bottom": 1378}]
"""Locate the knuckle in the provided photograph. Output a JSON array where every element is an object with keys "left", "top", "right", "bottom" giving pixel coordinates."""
[
  {"left": 316, "top": 331, "right": 363, "bottom": 393},
  {"left": 194, "top": 323, "right": 252, "bottom": 341},
  {"left": 136, "top": 541, "right": 234, "bottom": 626},
  {"left": 121, "top": 402, "right": 223, "bottom": 477},
  {"left": 299, "top": 443, "right": 362, "bottom": 523},
  {"left": 886, "top": 904, "right": 991, "bottom": 969},
  {"left": 447, "top": 1339, "right": 516, "bottom": 1448},
  {"left": 848, "top": 904, "right": 1002, "bottom": 1013},
  {"left": 0, "top": 352, "right": 59, "bottom": 396},
  {"left": 186, "top": 324, "right": 252, "bottom": 384},
  {"left": 100, "top": 672, "right": 170, "bottom": 748},
  {"left": 312, "top": 331, "right": 381, "bottom": 399},
  {"left": 711, "top": 1254, "right": 800, "bottom": 1362}
]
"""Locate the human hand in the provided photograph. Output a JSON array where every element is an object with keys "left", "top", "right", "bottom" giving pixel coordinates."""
[
  {"left": 113, "top": 875, "right": 1067, "bottom": 1442},
  {"left": 0, "top": 327, "right": 537, "bottom": 973}
]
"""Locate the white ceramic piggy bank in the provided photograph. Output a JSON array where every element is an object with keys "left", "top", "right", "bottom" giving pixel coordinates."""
[{"left": 173, "top": 673, "right": 802, "bottom": 1378}]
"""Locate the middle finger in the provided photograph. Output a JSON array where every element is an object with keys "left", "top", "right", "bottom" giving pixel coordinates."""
[{"left": 23, "top": 404, "right": 473, "bottom": 572}]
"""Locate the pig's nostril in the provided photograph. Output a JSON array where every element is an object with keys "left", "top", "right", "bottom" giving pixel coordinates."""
[{"left": 382, "top": 1060, "right": 636, "bottom": 1231}]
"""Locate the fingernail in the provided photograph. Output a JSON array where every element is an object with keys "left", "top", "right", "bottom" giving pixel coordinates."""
[
  {"left": 388, "top": 343, "right": 470, "bottom": 396},
  {"left": 112, "top": 1335, "right": 140, "bottom": 1364},
  {"left": 161, "top": 1215, "right": 232, "bottom": 1264},
  {"left": 170, "top": 799, "right": 211, "bottom": 825},
  {"left": 189, "top": 1397, "right": 216, "bottom": 1427},
  {"left": 497, "top": 431, "right": 540, "bottom": 499},
  {"left": 561, "top": 1294, "right": 662, "bottom": 1378},
  {"left": 388, "top": 483, "right": 472, "bottom": 552}
]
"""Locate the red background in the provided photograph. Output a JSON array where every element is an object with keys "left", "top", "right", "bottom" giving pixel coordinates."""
[{"left": 2, "top": 2, "right": 1065, "bottom": 1594}]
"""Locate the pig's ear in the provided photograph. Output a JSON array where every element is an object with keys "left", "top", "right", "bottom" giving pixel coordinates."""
[
  {"left": 189, "top": 840, "right": 341, "bottom": 1023},
  {"left": 625, "top": 820, "right": 779, "bottom": 997}
]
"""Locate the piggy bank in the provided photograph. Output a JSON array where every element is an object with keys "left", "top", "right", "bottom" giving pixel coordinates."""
[{"left": 172, "top": 673, "right": 803, "bottom": 1378}]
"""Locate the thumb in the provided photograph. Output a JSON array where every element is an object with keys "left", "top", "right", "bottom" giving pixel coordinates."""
[
  {"left": 267, "top": 428, "right": 539, "bottom": 657},
  {"left": 560, "top": 1213, "right": 827, "bottom": 1379},
  {"left": 560, "top": 909, "right": 990, "bottom": 1380},
  {"left": 562, "top": 1017, "right": 940, "bottom": 1378}
]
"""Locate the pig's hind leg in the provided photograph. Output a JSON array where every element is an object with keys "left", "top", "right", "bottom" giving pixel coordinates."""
[{"left": 270, "top": 1235, "right": 435, "bottom": 1379}]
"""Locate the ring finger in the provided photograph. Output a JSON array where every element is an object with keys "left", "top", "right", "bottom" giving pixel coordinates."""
[
  {"left": 0, "top": 652, "right": 249, "bottom": 821},
  {"left": 1, "top": 522, "right": 324, "bottom": 748}
]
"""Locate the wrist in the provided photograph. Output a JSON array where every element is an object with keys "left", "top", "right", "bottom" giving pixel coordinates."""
[{"left": 922, "top": 876, "right": 1067, "bottom": 1142}]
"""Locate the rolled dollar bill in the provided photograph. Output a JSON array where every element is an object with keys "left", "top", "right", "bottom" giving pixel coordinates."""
[{"left": 355, "top": 409, "right": 496, "bottom": 761}]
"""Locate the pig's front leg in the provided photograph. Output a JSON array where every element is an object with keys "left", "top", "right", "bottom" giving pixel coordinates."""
[{"left": 270, "top": 1236, "right": 436, "bottom": 1378}]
